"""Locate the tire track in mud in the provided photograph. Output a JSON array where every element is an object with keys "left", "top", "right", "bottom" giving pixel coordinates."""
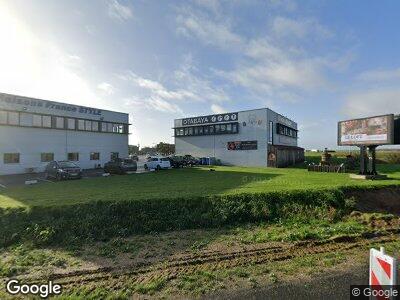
[{"left": 18, "top": 232, "right": 399, "bottom": 289}]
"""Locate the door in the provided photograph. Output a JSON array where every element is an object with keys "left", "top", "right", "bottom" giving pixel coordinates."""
[{"left": 267, "top": 145, "right": 277, "bottom": 168}]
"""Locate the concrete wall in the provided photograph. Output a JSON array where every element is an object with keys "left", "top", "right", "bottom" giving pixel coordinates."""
[
  {"left": 0, "top": 126, "right": 128, "bottom": 175},
  {"left": 175, "top": 108, "right": 299, "bottom": 167}
]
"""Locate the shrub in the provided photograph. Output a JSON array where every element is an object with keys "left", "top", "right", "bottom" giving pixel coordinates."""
[{"left": 0, "top": 189, "right": 349, "bottom": 247}]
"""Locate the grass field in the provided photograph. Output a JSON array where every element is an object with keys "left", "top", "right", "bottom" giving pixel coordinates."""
[{"left": 0, "top": 163, "right": 399, "bottom": 208}]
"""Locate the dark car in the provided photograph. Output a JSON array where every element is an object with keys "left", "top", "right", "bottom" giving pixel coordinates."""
[
  {"left": 168, "top": 155, "right": 185, "bottom": 168},
  {"left": 104, "top": 158, "right": 137, "bottom": 174},
  {"left": 183, "top": 155, "right": 200, "bottom": 167},
  {"left": 45, "top": 161, "right": 82, "bottom": 180}
]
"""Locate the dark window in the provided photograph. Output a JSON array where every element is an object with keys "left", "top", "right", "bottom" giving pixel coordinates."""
[
  {"left": 198, "top": 126, "right": 203, "bottom": 135},
  {"left": 111, "top": 152, "right": 119, "bottom": 161},
  {"left": 41, "top": 153, "right": 54, "bottom": 162},
  {"left": 194, "top": 127, "right": 199, "bottom": 135},
  {"left": 90, "top": 152, "right": 100, "bottom": 160},
  {"left": 209, "top": 125, "right": 214, "bottom": 134},
  {"left": 204, "top": 126, "right": 209, "bottom": 134},
  {"left": 68, "top": 152, "right": 79, "bottom": 161},
  {"left": 232, "top": 123, "right": 238, "bottom": 133},
  {"left": 4, "top": 153, "right": 20, "bottom": 164},
  {"left": 215, "top": 124, "right": 220, "bottom": 133},
  {"left": 269, "top": 121, "right": 273, "bottom": 144}
]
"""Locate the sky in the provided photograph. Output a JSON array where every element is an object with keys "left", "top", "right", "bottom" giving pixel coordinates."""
[{"left": 1, "top": 0, "right": 400, "bottom": 149}]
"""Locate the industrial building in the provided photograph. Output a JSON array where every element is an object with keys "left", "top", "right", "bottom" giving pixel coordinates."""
[
  {"left": 0, "top": 93, "right": 129, "bottom": 175},
  {"left": 174, "top": 108, "right": 304, "bottom": 167}
]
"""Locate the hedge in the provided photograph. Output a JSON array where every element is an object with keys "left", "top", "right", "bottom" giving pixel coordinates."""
[{"left": 0, "top": 189, "right": 348, "bottom": 247}]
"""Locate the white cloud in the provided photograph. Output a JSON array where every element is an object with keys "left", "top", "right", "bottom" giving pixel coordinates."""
[
  {"left": 357, "top": 68, "right": 400, "bottom": 82},
  {"left": 211, "top": 103, "right": 226, "bottom": 114},
  {"left": 272, "top": 16, "right": 332, "bottom": 39},
  {"left": 97, "top": 82, "right": 115, "bottom": 95},
  {"left": 343, "top": 88, "right": 400, "bottom": 118},
  {"left": 107, "top": 0, "right": 133, "bottom": 21}
]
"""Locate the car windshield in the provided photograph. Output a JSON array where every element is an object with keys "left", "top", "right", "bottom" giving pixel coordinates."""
[{"left": 58, "top": 161, "right": 78, "bottom": 168}]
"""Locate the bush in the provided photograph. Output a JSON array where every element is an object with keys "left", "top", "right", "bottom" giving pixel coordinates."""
[
  {"left": 0, "top": 189, "right": 349, "bottom": 247},
  {"left": 384, "top": 152, "right": 400, "bottom": 164}
]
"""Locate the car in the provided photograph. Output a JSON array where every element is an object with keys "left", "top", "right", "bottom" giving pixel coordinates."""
[
  {"left": 168, "top": 155, "right": 186, "bottom": 168},
  {"left": 144, "top": 157, "right": 171, "bottom": 170},
  {"left": 45, "top": 161, "right": 82, "bottom": 180},
  {"left": 183, "top": 155, "right": 200, "bottom": 167},
  {"left": 104, "top": 158, "right": 137, "bottom": 174}
]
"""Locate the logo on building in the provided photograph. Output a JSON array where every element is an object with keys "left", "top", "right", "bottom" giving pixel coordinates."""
[{"left": 182, "top": 112, "right": 238, "bottom": 126}]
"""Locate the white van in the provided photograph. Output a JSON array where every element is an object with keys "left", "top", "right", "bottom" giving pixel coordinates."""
[{"left": 144, "top": 157, "right": 171, "bottom": 170}]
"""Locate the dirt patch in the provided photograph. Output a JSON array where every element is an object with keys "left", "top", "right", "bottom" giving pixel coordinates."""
[{"left": 346, "top": 187, "right": 400, "bottom": 215}]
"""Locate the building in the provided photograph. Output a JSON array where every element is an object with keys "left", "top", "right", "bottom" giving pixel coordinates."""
[
  {"left": 174, "top": 108, "right": 304, "bottom": 167},
  {"left": 0, "top": 93, "right": 129, "bottom": 175}
]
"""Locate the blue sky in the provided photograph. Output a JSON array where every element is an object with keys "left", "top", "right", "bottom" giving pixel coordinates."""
[{"left": 1, "top": 0, "right": 400, "bottom": 149}]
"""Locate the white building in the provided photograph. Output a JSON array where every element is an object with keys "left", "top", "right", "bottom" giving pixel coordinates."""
[
  {"left": 0, "top": 93, "right": 129, "bottom": 175},
  {"left": 174, "top": 108, "right": 304, "bottom": 167}
]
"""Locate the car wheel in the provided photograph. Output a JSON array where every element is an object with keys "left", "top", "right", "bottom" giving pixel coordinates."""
[
  {"left": 156, "top": 165, "right": 161, "bottom": 171},
  {"left": 144, "top": 164, "right": 148, "bottom": 170},
  {"left": 56, "top": 173, "right": 62, "bottom": 181}
]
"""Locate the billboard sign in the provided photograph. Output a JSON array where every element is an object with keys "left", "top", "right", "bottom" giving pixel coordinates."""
[
  {"left": 338, "top": 114, "right": 394, "bottom": 146},
  {"left": 227, "top": 140, "right": 258, "bottom": 150},
  {"left": 182, "top": 112, "right": 238, "bottom": 126}
]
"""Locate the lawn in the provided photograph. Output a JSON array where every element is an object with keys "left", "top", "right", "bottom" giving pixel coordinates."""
[{"left": 1, "top": 164, "right": 399, "bottom": 208}]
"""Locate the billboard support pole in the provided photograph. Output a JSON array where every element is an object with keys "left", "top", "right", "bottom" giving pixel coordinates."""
[
  {"left": 368, "top": 145, "right": 378, "bottom": 175},
  {"left": 359, "top": 145, "right": 367, "bottom": 175}
]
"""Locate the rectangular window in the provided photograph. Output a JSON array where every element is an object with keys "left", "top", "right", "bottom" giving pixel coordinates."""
[
  {"left": 41, "top": 153, "right": 54, "bottom": 162},
  {"left": 8, "top": 112, "right": 19, "bottom": 125},
  {"left": 0, "top": 111, "right": 7, "bottom": 124},
  {"left": 215, "top": 124, "right": 220, "bottom": 133},
  {"left": 198, "top": 126, "right": 203, "bottom": 135},
  {"left": 85, "top": 120, "right": 92, "bottom": 131},
  {"left": 33, "top": 114, "right": 42, "bottom": 127},
  {"left": 90, "top": 152, "right": 100, "bottom": 160},
  {"left": 193, "top": 127, "right": 198, "bottom": 135},
  {"left": 56, "top": 117, "right": 64, "bottom": 129},
  {"left": 20, "top": 113, "right": 33, "bottom": 126},
  {"left": 101, "top": 122, "right": 107, "bottom": 132},
  {"left": 111, "top": 152, "right": 119, "bottom": 161},
  {"left": 92, "top": 121, "right": 99, "bottom": 131},
  {"left": 203, "top": 126, "right": 209, "bottom": 134},
  {"left": 269, "top": 121, "right": 273, "bottom": 144},
  {"left": 67, "top": 118, "right": 75, "bottom": 130},
  {"left": 209, "top": 125, "right": 214, "bottom": 134},
  {"left": 68, "top": 152, "right": 79, "bottom": 161},
  {"left": 4, "top": 153, "right": 20, "bottom": 164},
  {"left": 42, "top": 115, "right": 52, "bottom": 128},
  {"left": 232, "top": 123, "right": 238, "bottom": 133},
  {"left": 226, "top": 123, "right": 232, "bottom": 133},
  {"left": 107, "top": 123, "right": 113, "bottom": 132},
  {"left": 184, "top": 127, "right": 189, "bottom": 136},
  {"left": 78, "top": 119, "right": 85, "bottom": 130}
]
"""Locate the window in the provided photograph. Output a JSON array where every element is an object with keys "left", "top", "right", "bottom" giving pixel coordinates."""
[
  {"left": 198, "top": 126, "right": 203, "bottom": 135},
  {"left": 111, "top": 152, "right": 119, "bottom": 161},
  {"left": 4, "top": 153, "right": 20, "bottom": 164},
  {"left": 0, "top": 111, "right": 7, "bottom": 124},
  {"left": 184, "top": 127, "right": 189, "bottom": 136},
  {"left": 67, "top": 118, "right": 75, "bottom": 130},
  {"left": 41, "top": 153, "right": 54, "bottom": 162},
  {"left": 33, "top": 115, "right": 42, "bottom": 127},
  {"left": 226, "top": 123, "right": 232, "bottom": 133},
  {"left": 232, "top": 123, "right": 238, "bottom": 133},
  {"left": 269, "top": 121, "right": 273, "bottom": 144},
  {"left": 90, "top": 152, "right": 100, "bottom": 160},
  {"left": 42, "top": 115, "right": 52, "bottom": 128},
  {"left": 92, "top": 121, "right": 99, "bottom": 131},
  {"left": 85, "top": 120, "right": 92, "bottom": 131},
  {"left": 101, "top": 122, "right": 107, "bottom": 132},
  {"left": 68, "top": 152, "right": 79, "bottom": 161},
  {"left": 56, "top": 117, "right": 64, "bottom": 129},
  {"left": 8, "top": 112, "right": 19, "bottom": 125},
  {"left": 209, "top": 125, "right": 214, "bottom": 134},
  {"left": 78, "top": 119, "right": 85, "bottom": 130},
  {"left": 204, "top": 126, "right": 209, "bottom": 134},
  {"left": 215, "top": 124, "right": 220, "bottom": 133},
  {"left": 107, "top": 123, "right": 113, "bottom": 132},
  {"left": 20, "top": 113, "right": 33, "bottom": 126}
]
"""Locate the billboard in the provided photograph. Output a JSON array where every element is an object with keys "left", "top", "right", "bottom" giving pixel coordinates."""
[
  {"left": 338, "top": 114, "right": 394, "bottom": 146},
  {"left": 182, "top": 112, "right": 238, "bottom": 126},
  {"left": 227, "top": 140, "right": 258, "bottom": 150}
]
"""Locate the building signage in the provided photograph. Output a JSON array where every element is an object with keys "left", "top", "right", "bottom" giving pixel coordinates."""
[
  {"left": 182, "top": 112, "right": 238, "bottom": 126},
  {"left": 338, "top": 114, "right": 394, "bottom": 146},
  {"left": 227, "top": 140, "right": 258, "bottom": 150},
  {"left": 0, "top": 94, "right": 102, "bottom": 116}
]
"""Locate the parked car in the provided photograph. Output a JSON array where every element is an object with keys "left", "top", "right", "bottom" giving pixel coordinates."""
[
  {"left": 183, "top": 155, "right": 200, "bottom": 167},
  {"left": 104, "top": 158, "right": 137, "bottom": 174},
  {"left": 45, "top": 161, "right": 82, "bottom": 180},
  {"left": 144, "top": 157, "right": 171, "bottom": 170},
  {"left": 168, "top": 155, "right": 186, "bottom": 168}
]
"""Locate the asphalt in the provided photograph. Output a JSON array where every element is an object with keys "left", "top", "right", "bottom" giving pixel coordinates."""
[{"left": 207, "top": 264, "right": 368, "bottom": 300}]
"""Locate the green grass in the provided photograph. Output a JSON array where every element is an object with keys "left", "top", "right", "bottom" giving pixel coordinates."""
[{"left": 0, "top": 164, "right": 399, "bottom": 208}]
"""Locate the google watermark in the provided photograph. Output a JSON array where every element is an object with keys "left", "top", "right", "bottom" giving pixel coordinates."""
[{"left": 5, "top": 280, "right": 62, "bottom": 298}]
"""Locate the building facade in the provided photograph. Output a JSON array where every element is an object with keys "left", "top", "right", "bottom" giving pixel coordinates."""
[
  {"left": 0, "top": 93, "right": 129, "bottom": 175},
  {"left": 174, "top": 108, "right": 304, "bottom": 167}
]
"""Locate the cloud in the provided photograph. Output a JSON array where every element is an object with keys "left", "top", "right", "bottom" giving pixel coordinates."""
[
  {"left": 176, "top": 8, "right": 243, "bottom": 49},
  {"left": 97, "top": 82, "right": 115, "bottom": 95},
  {"left": 343, "top": 88, "right": 400, "bottom": 118},
  {"left": 107, "top": 0, "right": 133, "bottom": 21},
  {"left": 272, "top": 16, "right": 332, "bottom": 39},
  {"left": 211, "top": 103, "right": 226, "bottom": 114},
  {"left": 357, "top": 68, "right": 400, "bottom": 82},
  {"left": 266, "top": 0, "right": 297, "bottom": 12}
]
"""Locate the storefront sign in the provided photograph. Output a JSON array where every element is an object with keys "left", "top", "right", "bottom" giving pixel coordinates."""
[
  {"left": 227, "top": 140, "right": 258, "bottom": 150},
  {"left": 0, "top": 94, "right": 102, "bottom": 116},
  {"left": 182, "top": 112, "right": 238, "bottom": 126}
]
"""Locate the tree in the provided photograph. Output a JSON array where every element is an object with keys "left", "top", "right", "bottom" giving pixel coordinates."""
[
  {"left": 155, "top": 142, "right": 175, "bottom": 156},
  {"left": 128, "top": 145, "right": 139, "bottom": 155}
]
